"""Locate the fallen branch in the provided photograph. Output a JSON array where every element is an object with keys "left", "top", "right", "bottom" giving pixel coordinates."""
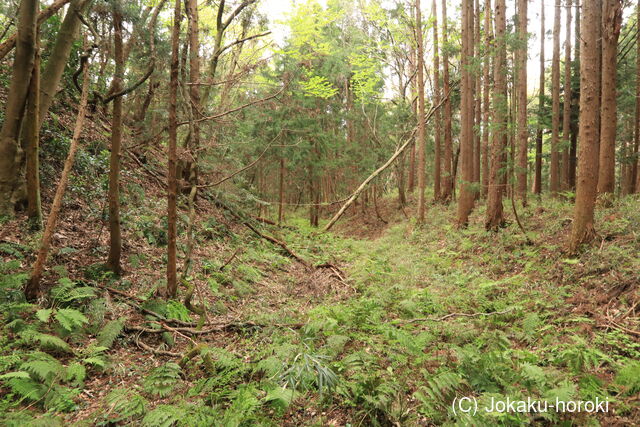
[
  {"left": 210, "top": 197, "right": 312, "bottom": 268},
  {"left": 178, "top": 84, "right": 285, "bottom": 126},
  {"left": 324, "top": 91, "right": 449, "bottom": 231},
  {"left": 134, "top": 336, "right": 182, "bottom": 357},
  {"left": 243, "top": 221, "right": 311, "bottom": 268},
  {"left": 219, "top": 247, "right": 242, "bottom": 271},
  {"left": 399, "top": 308, "right": 515, "bottom": 325}
]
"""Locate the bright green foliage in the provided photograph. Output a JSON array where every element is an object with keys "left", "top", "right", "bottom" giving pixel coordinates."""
[
  {"left": 165, "top": 300, "right": 192, "bottom": 322},
  {"left": 142, "top": 405, "right": 186, "bottom": 427},
  {"left": 300, "top": 74, "right": 339, "bottom": 99},
  {"left": 143, "top": 363, "right": 182, "bottom": 397},
  {"left": 615, "top": 361, "right": 640, "bottom": 395},
  {"left": 96, "top": 318, "right": 125, "bottom": 348},
  {"left": 104, "top": 389, "right": 148, "bottom": 423},
  {"left": 54, "top": 308, "right": 88, "bottom": 332}
]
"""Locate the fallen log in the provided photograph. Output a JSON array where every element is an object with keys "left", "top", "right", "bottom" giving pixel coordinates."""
[{"left": 323, "top": 92, "right": 449, "bottom": 231}]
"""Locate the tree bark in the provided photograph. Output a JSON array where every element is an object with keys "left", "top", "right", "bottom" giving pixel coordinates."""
[
  {"left": 25, "top": 35, "right": 42, "bottom": 229},
  {"left": 0, "top": 0, "right": 38, "bottom": 217},
  {"left": 166, "top": 0, "right": 181, "bottom": 298},
  {"left": 278, "top": 156, "right": 285, "bottom": 224},
  {"left": 432, "top": 0, "right": 442, "bottom": 201},
  {"left": 562, "top": 0, "right": 573, "bottom": 191},
  {"left": 473, "top": 0, "right": 481, "bottom": 192},
  {"left": 570, "top": 0, "right": 581, "bottom": 189},
  {"left": 629, "top": 4, "right": 640, "bottom": 194},
  {"left": 485, "top": 0, "right": 507, "bottom": 230},
  {"left": 569, "top": 0, "right": 602, "bottom": 251},
  {"left": 0, "top": 0, "right": 71, "bottom": 61},
  {"left": 516, "top": 0, "right": 528, "bottom": 206},
  {"left": 416, "top": 0, "right": 427, "bottom": 224},
  {"left": 456, "top": 0, "right": 475, "bottom": 226},
  {"left": 481, "top": 0, "right": 492, "bottom": 198},
  {"left": 38, "top": 0, "right": 89, "bottom": 125},
  {"left": 597, "top": 0, "right": 622, "bottom": 196},
  {"left": 534, "top": 0, "right": 545, "bottom": 195},
  {"left": 441, "top": 0, "right": 453, "bottom": 202},
  {"left": 106, "top": 2, "right": 124, "bottom": 275},
  {"left": 25, "top": 49, "right": 90, "bottom": 301},
  {"left": 550, "top": 0, "right": 561, "bottom": 195}
]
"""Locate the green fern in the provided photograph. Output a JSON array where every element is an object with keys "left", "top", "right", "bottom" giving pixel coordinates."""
[
  {"left": 21, "top": 359, "right": 64, "bottom": 382},
  {"left": 415, "top": 371, "right": 464, "bottom": 412},
  {"left": 50, "top": 278, "right": 95, "bottom": 304},
  {"left": 143, "top": 363, "right": 182, "bottom": 397},
  {"left": 35, "top": 308, "right": 53, "bottom": 323},
  {"left": 5, "top": 376, "right": 47, "bottom": 401},
  {"left": 54, "top": 308, "right": 88, "bottom": 332},
  {"left": 179, "top": 403, "right": 219, "bottom": 426},
  {"left": 97, "top": 318, "right": 125, "bottom": 348},
  {"left": 142, "top": 404, "right": 185, "bottom": 427},
  {"left": 615, "top": 360, "right": 640, "bottom": 395},
  {"left": 20, "top": 330, "right": 72, "bottom": 353},
  {"left": 104, "top": 388, "right": 148, "bottom": 422},
  {"left": 166, "top": 300, "right": 191, "bottom": 322},
  {"left": 65, "top": 362, "right": 86, "bottom": 386},
  {"left": 44, "top": 385, "right": 79, "bottom": 412}
]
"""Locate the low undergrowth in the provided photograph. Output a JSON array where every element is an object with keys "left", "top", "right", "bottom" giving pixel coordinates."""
[{"left": 1, "top": 195, "right": 639, "bottom": 426}]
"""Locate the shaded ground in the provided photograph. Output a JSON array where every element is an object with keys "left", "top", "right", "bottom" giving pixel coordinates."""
[{"left": 1, "top": 150, "right": 640, "bottom": 426}]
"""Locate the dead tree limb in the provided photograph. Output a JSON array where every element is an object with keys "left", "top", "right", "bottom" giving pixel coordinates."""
[
  {"left": 323, "top": 93, "right": 449, "bottom": 231},
  {"left": 24, "top": 49, "right": 90, "bottom": 301}
]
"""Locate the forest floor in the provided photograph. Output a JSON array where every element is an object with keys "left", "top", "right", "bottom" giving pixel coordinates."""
[
  {"left": 1, "top": 123, "right": 640, "bottom": 425},
  {"left": 2, "top": 186, "right": 639, "bottom": 426}
]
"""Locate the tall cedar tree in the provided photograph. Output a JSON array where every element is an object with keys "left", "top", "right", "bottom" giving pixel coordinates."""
[
  {"left": 516, "top": 0, "right": 527, "bottom": 205},
  {"left": 562, "top": 0, "right": 573, "bottom": 190},
  {"left": 534, "top": 1, "right": 544, "bottom": 194},
  {"left": 570, "top": 0, "right": 602, "bottom": 251},
  {"left": 456, "top": 0, "right": 475, "bottom": 226},
  {"left": 415, "top": 0, "right": 427, "bottom": 224},
  {"left": 166, "top": 0, "right": 181, "bottom": 297},
  {"left": 473, "top": 0, "right": 481, "bottom": 190},
  {"left": 106, "top": 1, "right": 124, "bottom": 274},
  {"left": 441, "top": 0, "right": 453, "bottom": 201},
  {"left": 481, "top": 0, "right": 492, "bottom": 198},
  {"left": 485, "top": 0, "right": 507, "bottom": 230},
  {"left": 597, "top": 0, "right": 622, "bottom": 195},
  {"left": 628, "top": 4, "right": 639, "bottom": 194},
  {"left": 550, "top": 0, "right": 561, "bottom": 195},
  {"left": 432, "top": 0, "right": 442, "bottom": 201}
]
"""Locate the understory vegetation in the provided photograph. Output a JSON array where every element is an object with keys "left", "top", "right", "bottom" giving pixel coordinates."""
[{"left": 1, "top": 167, "right": 639, "bottom": 425}]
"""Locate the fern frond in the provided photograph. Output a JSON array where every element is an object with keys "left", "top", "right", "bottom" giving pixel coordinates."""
[
  {"left": 35, "top": 308, "right": 53, "bottom": 323},
  {"left": 142, "top": 404, "right": 185, "bottom": 427},
  {"left": 97, "top": 318, "right": 125, "bottom": 349},
  {"left": 105, "top": 388, "right": 148, "bottom": 422},
  {"left": 20, "top": 330, "right": 72, "bottom": 353},
  {"left": 54, "top": 308, "right": 88, "bottom": 332},
  {"left": 143, "top": 363, "right": 182, "bottom": 397},
  {"left": 44, "top": 385, "right": 79, "bottom": 412},
  {"left": 6, "top": 377, "right": 47, "bottom": 401},
  {"left": 65, "top": 362, "right": 86, "bottom": 386},
  {"left": 21, "top": 359, "right": 64, "bottom": 382},
  {"left": 615, "top": 360, "right": 640, "bottom": 395}
]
